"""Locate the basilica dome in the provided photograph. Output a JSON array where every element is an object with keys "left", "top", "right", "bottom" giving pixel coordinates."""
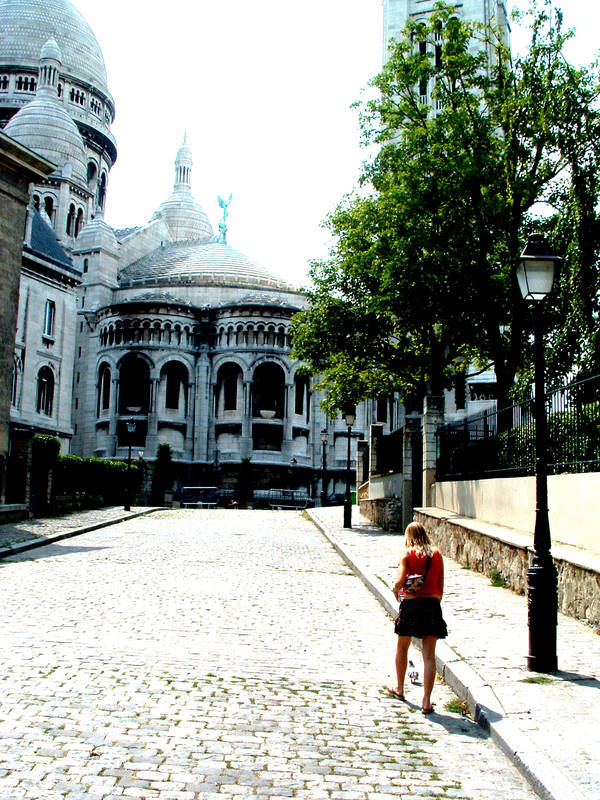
[
  {"left": 0, "top": 0, "right": 109, "bottom": 94},
  {"left": 118, "top": 240, "right": 297, "bottom": 294}
]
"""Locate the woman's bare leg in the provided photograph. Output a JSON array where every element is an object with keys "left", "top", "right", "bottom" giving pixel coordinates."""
[
  {"left": 421, "top": 635, "right": 437, "bottom": 711},
  {"left": 394, "top": 636, "right": 411, "bottom": 696}
]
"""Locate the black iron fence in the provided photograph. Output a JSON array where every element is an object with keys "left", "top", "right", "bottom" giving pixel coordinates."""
[
  {"left": 436, "top": 373, "right": 600, "bottom": 481},
  {"left": 378, "top": 427, "right": 404, "bottom": 475}
]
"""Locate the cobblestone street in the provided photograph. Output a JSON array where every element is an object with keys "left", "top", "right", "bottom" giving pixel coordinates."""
[{"left": 0, "top": 510, "right": 537, "bottom": 800}]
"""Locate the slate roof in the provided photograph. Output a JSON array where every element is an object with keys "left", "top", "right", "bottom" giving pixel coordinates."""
[{"left": 25, "top": 208, "right": 78, "bottom": 273}]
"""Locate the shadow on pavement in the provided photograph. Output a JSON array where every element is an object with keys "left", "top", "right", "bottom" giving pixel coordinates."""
[
  {"left": 379, "top": 689, "right": 491, "bottom": 739},
  {"left": 554, "top": 670, "right": 600, "bottom": 688},
  {"left": 1, "top": 544, "right": 112, "bottom": 562}
]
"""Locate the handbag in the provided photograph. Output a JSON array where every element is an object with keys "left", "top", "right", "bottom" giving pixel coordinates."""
[{"left": 403, "top": 555, "right": 432, "bottom": 595}]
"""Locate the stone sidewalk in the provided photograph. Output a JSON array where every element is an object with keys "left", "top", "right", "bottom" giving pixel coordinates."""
[
  {"left": 308, "top": 506, "right": 600, "bottom": 800},
  {"left": 0, "top": 506, "right": 159, "bottom": 558}
]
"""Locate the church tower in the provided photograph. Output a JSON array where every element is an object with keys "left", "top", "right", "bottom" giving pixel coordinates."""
[{"left": 382, "top": 0, "right": 509, "bottom": 62}]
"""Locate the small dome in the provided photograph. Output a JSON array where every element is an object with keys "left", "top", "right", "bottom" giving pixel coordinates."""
[
  {"left": 176, "top": 141, "right": 193, "bottom": 166},
  {"left": 5, "top": 95, "right": 87, "bottom": 184},
  {"left": 151, "top": 140, "right": 214, "bottom": 242},
  {"left": 40, "top": 37, "right": 61, "bottom": 62},
  {"left": 152, "top": 192, "right": 214, "bottom": 243}
]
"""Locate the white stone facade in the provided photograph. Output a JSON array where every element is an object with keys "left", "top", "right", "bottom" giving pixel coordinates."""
[
  {"left": 383, "top": 0, "right": 509, "bottom": 56},
  {"left": 70, "top": 143, "right": 399, "bottom": 495},
  {"left": 1, "top": 0, "right": 402, "bottom": 500}
]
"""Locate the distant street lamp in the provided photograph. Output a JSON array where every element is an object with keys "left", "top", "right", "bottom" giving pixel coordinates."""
[
  {"left": 124, "top": 418, "right": 136, "bottom": 511},
  {"left": 517, "top": 233, "right": 562, "bottom": 672},
  {"left": 343, "top": 408, "right": 356, "bottom": 528},
  {"left": 320, "top": 428, "right": 329, "bottom": 507}
]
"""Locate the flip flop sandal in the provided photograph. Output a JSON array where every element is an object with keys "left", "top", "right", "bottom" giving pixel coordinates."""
[{"left": 383, "top": 686, "right": 405, "bottom": 701}]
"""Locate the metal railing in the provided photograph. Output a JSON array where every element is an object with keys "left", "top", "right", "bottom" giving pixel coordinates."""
[{"left": 436, "top": 374, "right": 600, "bottom": 481}]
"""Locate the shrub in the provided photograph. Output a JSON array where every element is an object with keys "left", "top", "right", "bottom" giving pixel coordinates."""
[
  {"left": 151, "top": 443, "right": 174, "bottom": 505},
  {"left": 52, "top": 455, "right": 141, "bottom": 509}
]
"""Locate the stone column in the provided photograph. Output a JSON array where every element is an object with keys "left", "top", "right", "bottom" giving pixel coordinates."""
[
  {"left": 402, "top": 413, "right": 421, "bottom": 529},
  {"left": 369, "top": 423, "right": 385, "bottom": 478},
  {"left": 422, "top": 395, "right": 444, "bottom": 508},
  {"left": 183, "top": 381, "right": 194, "bottom": 456},
  {"left": 356, "top": 439, "right": 369, "bottom": 490},
  {"left": 282, "top": 382, "right": 294, "bottom": 460}
]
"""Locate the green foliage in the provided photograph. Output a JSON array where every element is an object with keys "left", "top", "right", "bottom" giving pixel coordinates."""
[
  {"left": 291, "top": 1, "right": 600, "bottom": 415},
  {"left": 151, "top": 443, "right": 174, "bottom": 505},
  {"left": 52, "top": 455, "right": 141, "bottom": 509},
  {"left": 31, "top": 435, "right": 60, "bottom": 470},
  {"left": 489, "top": 568, "right": 507, "bottom": 588}
]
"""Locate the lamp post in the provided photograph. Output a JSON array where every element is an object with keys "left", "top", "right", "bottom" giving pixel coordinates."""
[
  {"left": 320, "top": 428, "right": 328, "bottom": 507},
  {"left": 124, "top": 419, "right": 136, "bottom": 511},
  {"left": 517, "top": 233, "right": 562, "bottom": 673},
  {"left": 343, "top": 408, "right": 356, "bottom": 528}
]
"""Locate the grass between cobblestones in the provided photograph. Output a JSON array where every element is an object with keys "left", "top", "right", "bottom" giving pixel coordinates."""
[{"left": 0, "top": 666, "right": 472, "bottom": 799}]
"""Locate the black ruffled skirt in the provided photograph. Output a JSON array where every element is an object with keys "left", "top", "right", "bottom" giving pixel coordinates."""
[{"left": 394, "top": 598, "right": 448, "bottom": 639}]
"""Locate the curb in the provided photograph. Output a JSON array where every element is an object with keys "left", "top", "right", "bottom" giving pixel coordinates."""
[
  {"left": 0, "top": 507, "right": 163, "bottom": 560},
  {"left": 307, "top": 509, "right": 588, "bottom": 800}
]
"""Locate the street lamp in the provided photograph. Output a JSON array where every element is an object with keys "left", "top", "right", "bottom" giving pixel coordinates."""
[
  {"left": 517, "top": 233, "right": 562, "bottom": 672},
  {"left": 320, "top": 428, "right": 329, "bottom": 507},
  {"left": 124, "top": 418, "right": 136, "bottom": 511},
  {"left": 343, "top": 407, "right": 356, "bottom": 528}
]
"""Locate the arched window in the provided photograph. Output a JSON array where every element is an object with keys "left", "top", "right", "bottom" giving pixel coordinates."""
[
  {"left": 11, "top": 357, "right": 22, "bottom": 406},
  {"left": 83, "top": 258, "right": 89, "bottom": 273},
  {"left": 36, "top": 366, "right": 54, "bottom": 415},
  {"left": 435, "top": 21, "right": 443, "bottom": 69},
  {"left": 0, "top": 75, "right": 8, "bottom": 91},
  {"left": 252, "top": 362, "right": 285, "bottom": 419},
  {"left": 32, "top": 194, "right": 40, "bottom": 211},
  {"left": 97, "top": 364, "right": 111, "bottom": 415},
  {"left": 66, "top": 203, "right": 76, "bottom": 235},
  {"left": 161, "top": 361, "right": 189, "bottom": 411},
  {"left": 294, "top": 374, "right": 309, "bottom": 415},
  {"left": 97, "top": 173, "right": 107, "bottom": 209},
  {"left": 216, "top": 363, "right": 242, "bottom": 414},
  {"left": 118, "top": 354, "right": 150, "bottom": 414},
  {"left": 44, "top": 196, "right": 54, "bottom": 223},
  {"left": 75, "top": 208, "right": 84, "bottom": 237},
  {"left": 87, "top": 161, "right": 97, "bottom": 186}
]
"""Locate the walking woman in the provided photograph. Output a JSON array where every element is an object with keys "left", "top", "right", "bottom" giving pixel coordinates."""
[{"left": 386, "top": 522, "right": 447, "bottom": 714}]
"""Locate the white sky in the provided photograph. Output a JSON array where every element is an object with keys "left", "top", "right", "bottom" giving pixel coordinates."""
[{"left": 73, "top": 0, "right": 598, "bottom": 289}]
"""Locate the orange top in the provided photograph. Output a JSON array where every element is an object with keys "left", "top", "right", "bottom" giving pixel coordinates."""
[{"left": 402, "top": 549, "right": 443, "bottom": 597}]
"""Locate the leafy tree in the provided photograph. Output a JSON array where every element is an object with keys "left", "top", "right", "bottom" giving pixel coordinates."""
[{"left": 291, "top": 1, "right": 600, "bottom": 415}]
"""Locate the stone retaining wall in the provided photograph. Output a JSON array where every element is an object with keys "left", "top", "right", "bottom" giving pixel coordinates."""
[
  {"left": 360, "top": 497, "right": 403, "bottom": 531},
  {"left": 415, "top": 509, "right": 600, "bottom": 629},
  {"left": 0, "top": 504, "right": 28, "bottom": 525}
]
